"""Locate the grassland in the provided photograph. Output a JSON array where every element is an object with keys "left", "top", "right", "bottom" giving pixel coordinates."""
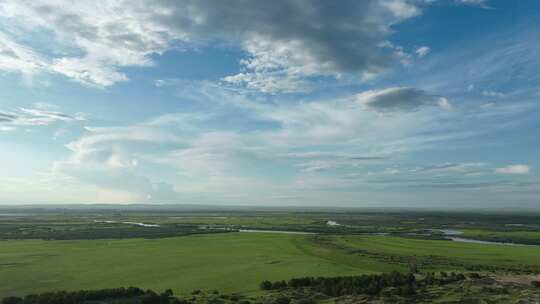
[
  {"left": 2, "top": 231, "right": 540, "bottom": 298},
  {"left": 1, "top": 208, "right": 540, "bottom": 301},
  {"left": 0, "top": 233, "right": 397, "bottom": 298},
  {"left": 460, "top": 228, "right": 540, "bottom": 245},
  {"left": 336, "top": 235, "right": 540, "bottom": 271}
]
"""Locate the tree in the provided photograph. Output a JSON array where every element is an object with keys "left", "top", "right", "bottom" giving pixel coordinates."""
[
  {"left": 260, "top": 280, "right": 273, "bottom": 290},
  {"left": 163, "top": 288, "right": 174, "bottom": 297},
  {"left": 1, "top": 297, "right": 22, "bottom": 304}
]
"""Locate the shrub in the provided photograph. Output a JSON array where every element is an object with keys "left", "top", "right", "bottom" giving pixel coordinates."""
[
  {"left": 260, "top": 280, "right": 273, "bottom": 290},
  {"left": 1, "top": 297, "right": 22, "bottom": 304},
  {"left": 273, "top": 295, "right": 291, "bottom": 304},
  {"left": 468, "top": 273, "right": 481, "bottom": 279},
  {"left": 291, "top": 298, "right": 315, "bottom": 304}
]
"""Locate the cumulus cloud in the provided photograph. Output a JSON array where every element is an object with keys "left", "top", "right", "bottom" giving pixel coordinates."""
[
  {"left": 0, "top": 1, "right": 172, "bottom": 86},
  {"left": 495, "top": 164, "right": 531, "bottom": 175},
  {"left": 54, "top": 124, "right": 187, "bottom": 202},
  {"left": 356, "top": 87, "right": 450, "bottom": 112},
  {"left": 0, "top": 0, "right": 423, "bottom": 90}
]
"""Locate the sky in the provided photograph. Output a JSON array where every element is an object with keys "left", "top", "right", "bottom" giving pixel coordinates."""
[{"left": 0, "top": 0, "right": 539, "bottom": 209}]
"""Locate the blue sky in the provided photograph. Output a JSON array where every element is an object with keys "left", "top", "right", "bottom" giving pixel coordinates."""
[{"left": 0, "top": 0, "right": 539, "bottom": 208}]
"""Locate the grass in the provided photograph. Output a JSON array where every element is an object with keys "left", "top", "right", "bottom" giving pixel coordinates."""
[
  {"left": 3, "top": 232, "right": 540, "bottom": 298},
  {"left": 460, "top": 229, "right": 540, "bottom": 243},
  {"left": 0, "top": 233, "right": 392, "bottom": 298},
  {"left": 338, "top": 235, "right": 540, "bottom": 268},
  {"left": 153, "top": 215, "right": 316, "bottom": 228}
]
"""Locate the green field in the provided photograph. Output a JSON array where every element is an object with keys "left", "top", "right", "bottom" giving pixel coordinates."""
[
  {"left": 460, "top": 229, "right": 540, "bottom": 245},
  {"left": 0, "top": 233, "right": 395, "bottom": 298},
  {"left": 338, "top": 235, "right": 540, "bottom": 268},
  {"left": 2, "top": 231, "right": 540, "bottom": 298}
]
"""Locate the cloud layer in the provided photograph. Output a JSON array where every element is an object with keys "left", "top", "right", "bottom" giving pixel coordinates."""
[
  {"left": 495, "top": 165, "right": 531, "bottom": 175},
  {"left": 3, "top": 0, "right": 540, "bottom": 208},
  {"left": 0, "top": 104, "right": 84, "bottom": 130},
  {"left": 0, "top": 0, "right": 423, "bottom": 90}
]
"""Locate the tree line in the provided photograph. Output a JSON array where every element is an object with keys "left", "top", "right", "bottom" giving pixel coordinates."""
[
  {"left": 260, "top": 271, "right": 467, "bottom": 297},
  {"left": 1, "top": 271, "right": 471, "bottom": 304},
  {"left": 1, "top": 287, "right": 182, "bottom": 304}
]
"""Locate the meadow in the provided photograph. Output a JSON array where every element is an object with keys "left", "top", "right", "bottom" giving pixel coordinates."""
[
  {"left": 0, "top": 233, "right": 391, "bottom": 297},
  {"left": 1, "top": 208, "right": 540, "bottom": 300},
  {"left": 2, "top": 231, "right": 540, "bottom": 298},
  {"left": 337, "top": 235, "right": 540, "bottom": 268}
]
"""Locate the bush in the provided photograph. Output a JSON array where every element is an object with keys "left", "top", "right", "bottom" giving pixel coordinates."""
[
  {"left": 1, "top": 297, "right": 22, "bottom": 304},
  {"left": 468, "top": 273, "right": 481, "bottom": 279},
  {"left": 260, "top": 280, "right": 273, "bottom": 290},
  {"left": 532, "top": 281, "right": 540, "bottom": 288},
  {"left": 272, "top": 281, "right": 287, "bottom": 290},
  {"left": 0, "top": 287, "right": 150, "bottom": 304},
  {"left": 172, "top": 298, "right": 189, "bottom": 304},
  {"left": 291, "top": 298, "right": 315, "bottom": 304},
  {"left": 163, "top": 288, "right": 174, "bottom": 296},
  {"left": 208, "top": 298, "right": 225, "bottom": 304},
  {"left": 273, "top": 295, "right": 291, "bottom": 304}
]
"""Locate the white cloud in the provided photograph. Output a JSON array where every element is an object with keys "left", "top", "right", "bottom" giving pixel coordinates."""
[
  {"left": 0, "top": 1, "right": 171, "bottom": 86},
  {"left": 410, "top": 162, "right": 486, "bottom": 175},
  {"left": 482, "top": 90, "right": 505, "bottom": 97},
  {"left": 223, "top": 71, "right": 309, "bottom": 94},
  {"left": 52, "top": 86, "right": 447, "bottom": 199},
  {"left": 495, "top": 164, "right": 531, "bottom": 175},
  {"left": 0, "top": 31, "right": 48, "bottom": 77},
  {"left": 53, "top": 128, "right": 67, "bottom": 139},
  {"left": 0, "top": 0, "right": 424, "bottom": 90},
  {"left": 382, "top": 0, "right": 421, "bottom": 19},
  {"left": 378, "top": 41, "right": 416, "bottom": 67},
  {"left": 51, "top": 57, "right": 129, "bottom": 87},
  {"left": 54, "top": 125, "right": 187, "bottom": 202},
  {"left": 415, "top": 46, "right": 431, "bottom": 58},
  {"left": 0, "top": 105, "right": 85, "bottom": 130},
  {"left": 41, "top": 79, "right": 538, "bottom": 204},
  {"left": 454, "top": 0, "right": 489, "bottom": 7},
  {"left": 0, "top": 126, "right": 16, "bottom": 132},
  {"left": 437, "top": 97, "right": 452, "bottom": 110}
]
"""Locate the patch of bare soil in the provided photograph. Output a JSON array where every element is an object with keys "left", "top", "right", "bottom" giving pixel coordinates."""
[{"left": 495, "top": 274, "right": 540, "bottom": 285}]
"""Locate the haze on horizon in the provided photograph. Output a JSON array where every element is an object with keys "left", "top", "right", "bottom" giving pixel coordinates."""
[{"left": 0, "top": 0, "right": 539, "bottom": 209}]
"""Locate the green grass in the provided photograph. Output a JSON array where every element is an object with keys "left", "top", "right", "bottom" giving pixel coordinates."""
[
  {"left": 461, "top": 229, "right": 540, "bottom": 242},
  {"left": 338, "top": 235, "right": 540, "bottom": 267},
  {"left": 0, "top": 233, "right": 392, "bottom": 298},
  {"left": 3, "top": 233, "right": 540, "bottom": 299},
  {"left": 151, "top": 215, "right": 316, "bottom": 227}
]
